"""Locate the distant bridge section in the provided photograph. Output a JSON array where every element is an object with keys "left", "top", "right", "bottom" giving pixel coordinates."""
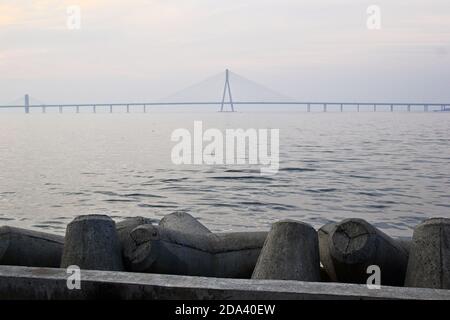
[
  {"left": 1, "top": 70, "right": 449, "bottom": 113},
  {"left": 1, "top": 100, "right": 449, "bottom": 113}
]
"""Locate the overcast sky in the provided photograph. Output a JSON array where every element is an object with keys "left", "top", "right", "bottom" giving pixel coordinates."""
[{"left": 1, "top": 0, "right": 450, "bottom": 104}]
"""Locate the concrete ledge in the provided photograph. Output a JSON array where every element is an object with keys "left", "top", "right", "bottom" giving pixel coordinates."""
[{"left": 0, "top": 266, "right": 449, "bottom": 300}]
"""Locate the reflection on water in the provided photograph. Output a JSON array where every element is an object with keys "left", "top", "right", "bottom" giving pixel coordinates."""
[{"left": 0, "top": 111, "right": 449, "bottom": 236}]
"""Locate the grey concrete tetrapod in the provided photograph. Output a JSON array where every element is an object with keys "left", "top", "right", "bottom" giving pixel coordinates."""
[
  {"left": 318, "top": 222, "right": 338, "bottom": 280},
  {"left": 0, "top": 226, "right": 64, "bottom": 267},
  {"left": 159, "top": 211, "right": 211, "bottom": 234},
  {"left": 319, "top": 221, "right": 412, "bottom": 282},
  {"left": 116, "top": 217, "right": 154, "bottom": 247},
  {"left": 123, "top": 224, "right": 266, "bottom": 278},
  {"left": 61, "top": 215, "right": 124, "bottom": 271},
  {"left": 116, "top": 216, "right": 154, "bottom": 270},
  {"left": 405, "top": 218, "right": 450, "bottom": 289},
  {"left": 116, "top": 216, "right": 155, "bottom": 242},
  {"left": 321, "top": 218, "right": 408, "bottom": 286},
  {"left": 252, "top": 220, "right": 321, "bottom": 281}
]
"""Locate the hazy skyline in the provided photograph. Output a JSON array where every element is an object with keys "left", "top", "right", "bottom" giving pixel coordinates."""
[{"left": 1, "top": 0, "right": 450, "bottom": 104}]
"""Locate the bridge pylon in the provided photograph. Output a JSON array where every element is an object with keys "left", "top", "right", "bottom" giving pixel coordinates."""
[
  {"left": 220, "top": 69, "right": 235, "bottom": 112},
  {"left": 24, "top": 94, "right": 30, "bottom": 114}
]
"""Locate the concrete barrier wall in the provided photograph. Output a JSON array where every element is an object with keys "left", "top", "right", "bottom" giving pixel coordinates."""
[{"left": 0, "top": 266, "right": 449, "bottom": 300}]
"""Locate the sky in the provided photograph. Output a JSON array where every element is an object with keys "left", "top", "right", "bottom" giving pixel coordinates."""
[{"left": 1, "top": 0, "right": 450, "bottom": 104}]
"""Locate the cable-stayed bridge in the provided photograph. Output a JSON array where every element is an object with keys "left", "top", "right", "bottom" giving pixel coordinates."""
[{"left": 0, "top": 69, "right": 449, "bottom": 113}]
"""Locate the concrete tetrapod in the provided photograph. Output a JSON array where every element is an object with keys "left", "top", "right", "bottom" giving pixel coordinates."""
[
  {"left": 0, "top": 226, "right": 64, "bottom": 267},
  {"left": 122, "top": 224, "right": 267, "bottom": 278},
  {"left": 405, "top": 218, "right": 450, "bottom": 289},
  {"left": 318, "top": 222, "right": 338, "bottom": 281},
  {"left": 251, "top": 220, "right": 321, "bottom": 281},
  {"left": 116, "top": 216, "right": 155, "bottom": 270},
  {"left": 159, "top": 211, "right": 211, "bottom": 234},
  {"left": 61, "top": 215, "right": 124, "bottom": 271},
  {"left": 116, "top": 216, "right": 155, "bottom": 243},
  {"left": 319, "top": 218, "right": 409, "bottom": 286}
]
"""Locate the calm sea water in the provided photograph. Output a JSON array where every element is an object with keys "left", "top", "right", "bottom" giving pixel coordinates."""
[{"left": 0, "top": 110, "right": 449, "bottom": 237}]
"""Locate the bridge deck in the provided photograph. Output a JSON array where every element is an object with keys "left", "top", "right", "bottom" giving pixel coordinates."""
[{"left": 0, "top": 101, "right": 449, "bottom": 112}]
